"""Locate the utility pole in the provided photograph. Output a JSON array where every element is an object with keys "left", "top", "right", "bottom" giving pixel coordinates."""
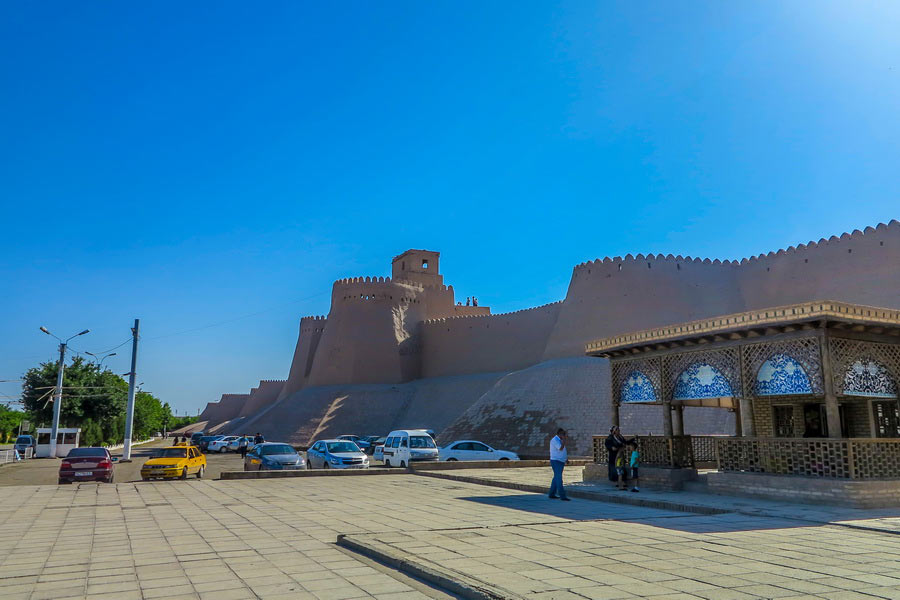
[
  {"left": 40, "top": 327, "right": 89, "bottom": 458},
  {"left": 49, "top": 342, "right": 67, "bottom": 459},
  {"left": 121, "top": 319, "right": 140, "bottom": 461}
]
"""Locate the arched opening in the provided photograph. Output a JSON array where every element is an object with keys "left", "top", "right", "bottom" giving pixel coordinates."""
[
  {"left": 621, "top": 371, "right": 657, "bottom": 404},
  {"left": 842, "top": 358, "right": 898, "bottom": 398},
  {"left": 673, "top": 363, "right": 733, "bottom": 401},
  {"left": 755, "top": 353, "right": 813, "bottom": 396}
]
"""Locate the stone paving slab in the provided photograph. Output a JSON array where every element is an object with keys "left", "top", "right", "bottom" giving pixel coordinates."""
[
  {"left": 3, "top": 470, "right": 900, "bottom": 600},
  {"left": 341, "top": 513, "right": 900, "bottom": 600},
  {"left": 421, "top": 467, "right": 900, "bottom": 534}
]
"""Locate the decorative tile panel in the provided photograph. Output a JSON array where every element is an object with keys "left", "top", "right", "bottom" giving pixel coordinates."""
[
  {"left": 663, "top": 347, "right": 740, "bottom": 403},
  {"left": 673, "top": 362, "right": 734, "bottom": 400},
  {"left": 843, "top": 359, "right": 898, "bottom": 398},
  {"left": 611, "top": 357, "right": 661, "bottom": 405},
  {"left": 755, "top": 353, "right": 813, "bottom": 396},
  {"left": 829, "top": 337, "right": 900, "bottom": 399},
  {"left": 621, "top": 371, "right": 658, "bottom": 404},
  {"left": 742, "top": 337, "right": 823, "bottom": 397}
]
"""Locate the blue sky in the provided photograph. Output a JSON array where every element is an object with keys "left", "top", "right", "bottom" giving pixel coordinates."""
[{"left": 2, "top": 2, "right": 899, "bottom": 414}]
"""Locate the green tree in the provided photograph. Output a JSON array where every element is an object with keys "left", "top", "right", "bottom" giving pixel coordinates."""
[
  {"left": 0, "top": 406, "right": 27, "bottom": 442},
  {"left": 21, "top": 355, "right": 170, "bottom": 445},
  {"left": 22, "top": 356, "right": 126, "bottom": 427}
]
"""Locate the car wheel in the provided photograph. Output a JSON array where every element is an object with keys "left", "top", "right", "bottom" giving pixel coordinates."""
[
  {"left": 499, "top": 457, "right": 510, "bottom": 461},
  {"left": 197, "top": 465, "right": 205, "bottom": 479},
  {"left": 323, "top": 462, "right": 329, "bottom": 469},
  {"left": 447, "top": 458, "right": 458, "bottom": 462},
  {"left": 400, "top": 460, "right": 407, "bottom": 468},
  {"left": 181, "top": 467, "right": 188, "bottom": 480},
  {"left": 219, "top": 447, "right": 226, "bottom": 453},
  {"left": 384, "top": 459, "right": 391, "bottom": 468}
]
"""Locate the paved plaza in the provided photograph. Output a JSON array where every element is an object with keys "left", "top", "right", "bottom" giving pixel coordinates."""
[{"left": 1, "top": 468, "right": 900, "bottom": 600}]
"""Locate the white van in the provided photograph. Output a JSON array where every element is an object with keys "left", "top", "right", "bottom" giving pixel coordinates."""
[{"left": 381, "top": 430, "right": 439, "bottom": 467}]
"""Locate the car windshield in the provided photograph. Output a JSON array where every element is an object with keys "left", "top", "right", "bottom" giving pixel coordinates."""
[
  {"left": 157, "top": 448, "right": 187, "bottom": 458},
  {"left": 410, "top": 436, "right": 436, "bottom": 449},
  {"left": 16, "top": 436, "right": 32, "bottom": 444},
  {"left": 326, "top": 441, "right": 360, "bottom": 453},
  {"left": 259, "top": 444, "right": 296, "bottom": 456},
  {"left": 66, "top": 448, "right": 107, "bottom": 457}
]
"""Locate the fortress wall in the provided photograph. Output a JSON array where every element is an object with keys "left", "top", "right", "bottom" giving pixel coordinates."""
[
  {"left": 306, "top": 279, "right": 430, "bottom": 386},
  {"left": 420, "top": 302, "right": 562, "bottom": 378},
  {"left": 544, "top": 255, "right": 744, "bottom": 359},
  {"left": 201, "top": 393, "right": 250, "bottom": 428},
  {"left": 239, "top": 379, "right": 285, "bottom": 417},
  {"left": 279, "top": 316, "right": 327, "bottom": 401},
  {"left": 736, "top": 221, "right": 900, "bottom": 310}
]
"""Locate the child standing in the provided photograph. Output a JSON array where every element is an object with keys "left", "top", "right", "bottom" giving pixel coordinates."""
[
  {"left": 629, "top": 440, "right": 640, "bottom": 492},
  {"left": 615, "top": 446, "right": 628, "bottom": 490}
]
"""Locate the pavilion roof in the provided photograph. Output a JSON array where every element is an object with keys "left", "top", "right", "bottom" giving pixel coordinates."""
[{"left": 586, "top": 301, "right": 900, "bottom": 358}]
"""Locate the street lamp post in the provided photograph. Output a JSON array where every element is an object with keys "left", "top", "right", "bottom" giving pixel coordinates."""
[
  {"left": 40, "top": 327, "right": 90, "bottom": 458},
  {"left": 85, "top": 352, "right": 117, "bottom": 369}
]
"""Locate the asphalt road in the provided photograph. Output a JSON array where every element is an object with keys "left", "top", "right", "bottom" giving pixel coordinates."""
[{"left": 0, "top": 439, "right": 247, "bottom": 486}]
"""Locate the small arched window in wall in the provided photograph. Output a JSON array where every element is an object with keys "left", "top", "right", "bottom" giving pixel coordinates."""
[
  {"left": 621, "top": 371, "right": 657, "bottom": 403},
  {"left": 843, "top": 359, "right": 898, "bottom": 398},
  {"left": 422, "top": 259, "right": 429, "bottom": 269},
  {"left": 673, "top": 363, "right": 733, "bottom": 400},
  {"left": 755, "top": 354, "right": 813, "bottom": 396}
]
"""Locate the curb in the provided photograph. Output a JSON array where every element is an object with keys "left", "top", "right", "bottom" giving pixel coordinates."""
[
  {"left": 413, "top": 471, "right": 730, "bottom": 516},
  {"left": 337, "top": 534, "right": 523, "bottom": 600},
  {"left": 220, "top": 469, "right": 407, "bottom": 480}
]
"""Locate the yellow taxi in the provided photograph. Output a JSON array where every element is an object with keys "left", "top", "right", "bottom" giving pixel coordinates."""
[{"left": 140, "top": 443, "right": 207, "bottom": 480}]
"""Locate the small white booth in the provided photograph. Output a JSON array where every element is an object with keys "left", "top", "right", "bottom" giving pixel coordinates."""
[{"left": 35, "top": 428, "right": 81, "bottom": 458}]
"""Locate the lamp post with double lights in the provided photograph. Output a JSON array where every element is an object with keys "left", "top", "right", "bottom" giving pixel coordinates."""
[
  {"left": 39, "top": 326, "right": 90, "bottom": 458},
  {"left": 85, "top": 351, "right": 117, "bottom": 369}
]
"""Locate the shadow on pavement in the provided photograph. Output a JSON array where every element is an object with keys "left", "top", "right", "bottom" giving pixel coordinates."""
[{"left": 459, "top": 494, "right": 823, "bottom": 533}]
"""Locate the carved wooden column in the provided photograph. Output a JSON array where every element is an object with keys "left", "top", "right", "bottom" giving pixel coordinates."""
[
  {"left": 738, "top": 347, "right": 754, "bottom": 437},
  {"left": 662, "top": 402, "right": 674, "bottom": 437},
  {"left": 819, "top": 330, "right": 842, "bottom": 439},
  {"left": 673, "top": 403, "right": 685, "bottom": 436},
  {"left": 611, "top": 399, "right": 620, "bottom": 430}
]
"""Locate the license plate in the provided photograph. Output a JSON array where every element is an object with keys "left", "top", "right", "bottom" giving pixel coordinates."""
[{"left": 75, "top": 471, "right": 92, "bottom": 476}]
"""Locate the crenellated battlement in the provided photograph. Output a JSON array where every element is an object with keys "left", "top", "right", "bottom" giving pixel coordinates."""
[
  {"left": 424, "top": 301, "right": 563, "bottom": 324},
  {"left": 573, "top": 220, "right": 900, "bottom": 271},
  {"left": 300, "top": 315, "right": 327, "bottom": 321}
]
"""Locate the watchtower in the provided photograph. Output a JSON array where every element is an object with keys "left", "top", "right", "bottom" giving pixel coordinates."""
[{"left": 391, "top": 249, "right": 443, "bottom": 287}]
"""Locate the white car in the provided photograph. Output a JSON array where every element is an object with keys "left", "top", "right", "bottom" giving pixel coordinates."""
[
  {"left": 440, "top": 440, "right": 519, "bottom": 462},
  {"left": 373, "top": 444, "right": 385, "bottom": 462},
  {"left": 207, "top": 436, "right": 240, "bottom": 453}
]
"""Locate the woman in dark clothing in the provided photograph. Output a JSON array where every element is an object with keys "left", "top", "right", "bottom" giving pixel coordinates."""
[{"left": 605, "top": 426, "right": 630, "bottom": 483}]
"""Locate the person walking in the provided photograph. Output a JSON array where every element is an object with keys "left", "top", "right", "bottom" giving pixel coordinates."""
[
  {"left": 548, "top": 428, "right": 570, "bottom": 501},
  {"left": 238, "top": 436, "right": 249, "bottom": 459}
]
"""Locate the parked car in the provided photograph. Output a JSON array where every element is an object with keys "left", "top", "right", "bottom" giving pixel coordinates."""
[
  {"left": 440, "top": 440, "right": 519, "bottom": 462},
  {"left": 306, "top": 439, "right": 369, "bottom": 469},
  {"left": 198, "top": 435, "right": 225, "bottom": 452},
  {"left": 208, "top": 436, "right": 240, "bottom": 453},
  {"left": 228, "top": 436, "right": 252, "bottom": 451},
  {"left": 13, "top": 435, "right": 36, "bottom": 457},
  {"left": 243, "top": 443, "right": 305, "bottom": 471},
  {"left": 363, "top": 436, "right": 385, "bottom": 455},
  {"left": 373, "top": 444, "right": 385, "bottom": 462},
  {"left": 337, "top": 434, "right": 370, "bottom": 451},
  {"left": 382, "top": 430, "right": 439, "bottom": 468},
  {"left": 59, "top": 447, "right": 117, "bottom": 484},
  {"left": 141, "top": 444, "right": 206, "bottom": 480},
  {"left": 189, "top": 431, "right": 205, "bottom": 446}
]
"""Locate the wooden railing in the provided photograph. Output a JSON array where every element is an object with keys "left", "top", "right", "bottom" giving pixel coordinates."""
[
  {"left": 715, "top": 437, "right": 900, "bottom": 479},
  {"left": 592, "top": 434, "right": 693, "bottom": 468}
]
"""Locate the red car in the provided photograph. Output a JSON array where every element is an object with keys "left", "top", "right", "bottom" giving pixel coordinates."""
[{"left": 59, "top": 447, "right": 116, "bottom": 484}]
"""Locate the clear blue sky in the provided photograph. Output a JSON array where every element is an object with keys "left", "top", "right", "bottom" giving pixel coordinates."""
[{"left": 2, "top": 2, "right": 899, "bottom": 415}]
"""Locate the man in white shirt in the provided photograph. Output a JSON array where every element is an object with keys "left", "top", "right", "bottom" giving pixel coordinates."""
[{"left": 548, "top": 428, "right": 570, "bottom": 501}]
